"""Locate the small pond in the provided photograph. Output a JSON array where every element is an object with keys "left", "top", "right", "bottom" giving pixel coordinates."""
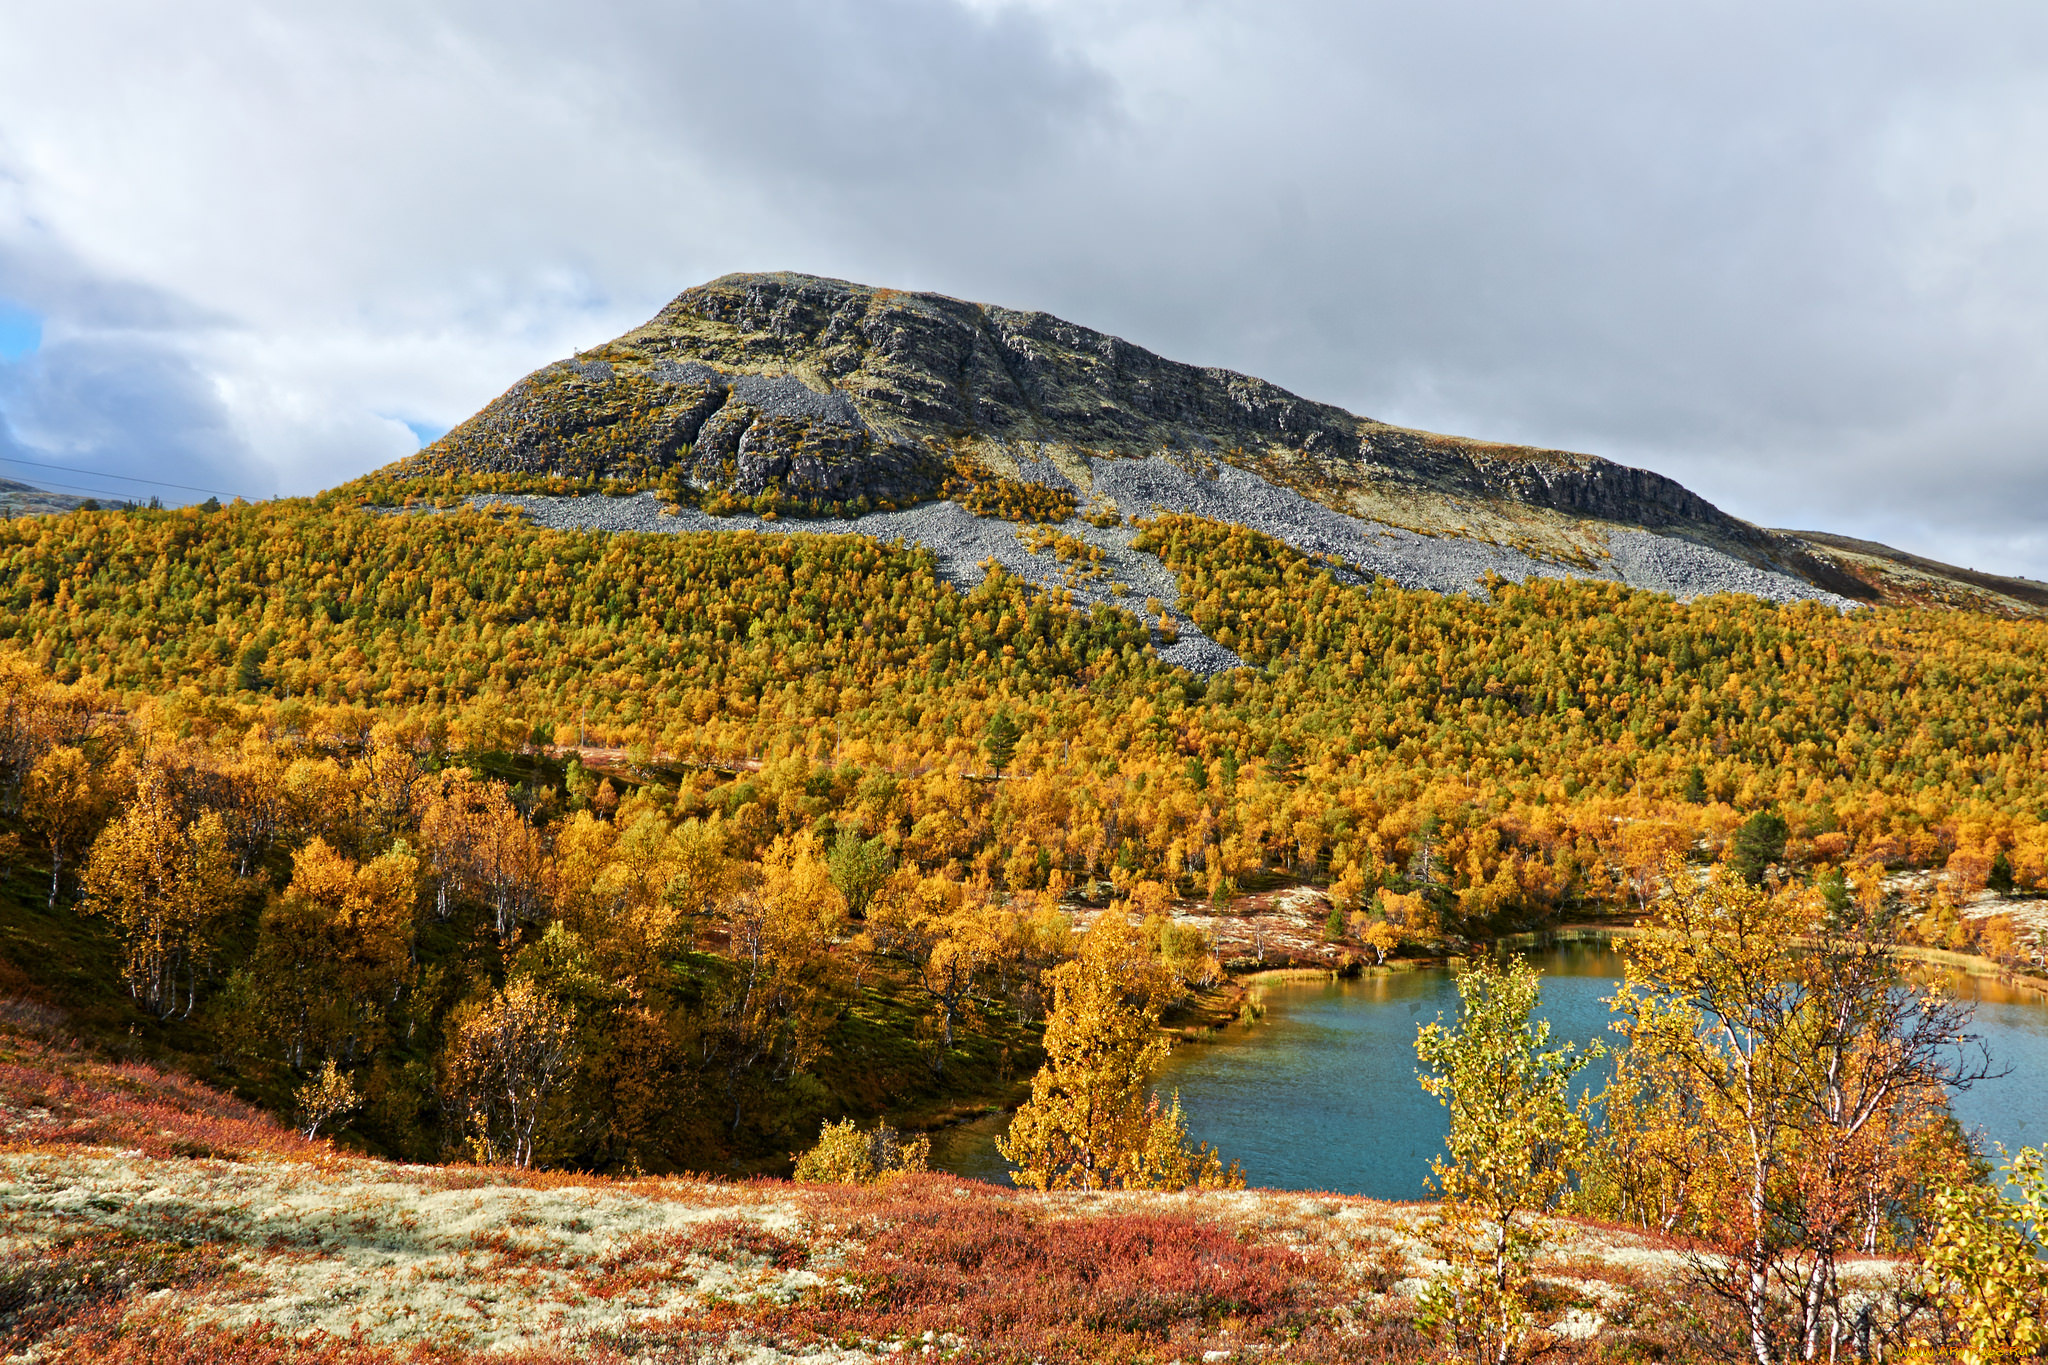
[{"left": 926, "top": 942, "right": 2048, "bottom": 1197}]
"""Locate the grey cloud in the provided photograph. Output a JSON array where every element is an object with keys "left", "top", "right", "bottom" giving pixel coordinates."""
[
  {"left": 0, "top": 256, "right": 233, "bottom": 337},
  {"left": 0, "top": 224, "right": 270, "bottom": 501},
  {"left": 548, "top": 0, "right": 1113, "bottom": 187},
  {"left": 0, "top": 327, "right": 270, "bottom": 505}
]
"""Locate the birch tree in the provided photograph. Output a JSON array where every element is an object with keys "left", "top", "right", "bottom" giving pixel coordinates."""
[
  {"left": 442, "top": 976, "right": 580, "bottom": 1168},
  {"left": 1606, "top": 863, "right": 1991, "bottom": 1363},
  {"left": 1415, "top": 955, "right": 1594, "bottom": 1365},
  {"left": 80, "top": 766, "right": 238, "bottom": 1018},
  {"left": 24, "top": 744, "right": 116, "bottom": 907},
  {"left": 999, "top": 912, "right": 1240, "bottom": 1192},
  {"left": 256, "top": 837, "right": 419, "bottom": 1068}
]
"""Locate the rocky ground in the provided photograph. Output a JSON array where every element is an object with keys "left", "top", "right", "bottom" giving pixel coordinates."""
[
  {"left": 1774, "top": 528, "right": 2048, "bottom": 619},
  {"left": 468, "top": 485, "right": 1247, "bottom": 675},
  {"left": 473, "top": 452, "right": 1848, "bottom": 678},
  {"left": 1070, "top": 886, "right": 1363, "bottom": 974},
  {"left": 0, "top": 478, "right": 88, "bottom": 517},
  {"left": 1081, "top": 456, "right": 1846, "bottom": 608}
]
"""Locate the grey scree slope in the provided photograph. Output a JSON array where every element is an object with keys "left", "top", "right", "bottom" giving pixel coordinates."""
[{"left": 474, "top": 455, "right": 1851, "bottom": 677}]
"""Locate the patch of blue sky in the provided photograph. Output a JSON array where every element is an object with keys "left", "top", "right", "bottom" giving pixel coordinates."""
[
  {"left": 402, "top": 418, "right": 447, "bottom": 447},
  {"left": 0, "top": 301, "right": 40, "bottom": 362}
]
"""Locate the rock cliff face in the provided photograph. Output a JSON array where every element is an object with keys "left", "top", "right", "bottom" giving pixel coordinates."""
[
  {"left": 396, "top": 348, "right": 942, "bottom": 507},
  {"left": 396, "top": 271, "right": 1867, "bottom": 595}
]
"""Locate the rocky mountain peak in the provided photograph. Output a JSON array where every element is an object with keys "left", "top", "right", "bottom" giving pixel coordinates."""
[{"left": 393, "top": 271, "right": 1870, "bottom": 598}]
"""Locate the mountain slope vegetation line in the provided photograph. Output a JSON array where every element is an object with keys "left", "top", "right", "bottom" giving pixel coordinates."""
[
  {"left": 3, "top": 499, "right": 2048, "bottom": 933},
  {"left": 390, "top": 270, "right": 1870, "bottom": 600}
]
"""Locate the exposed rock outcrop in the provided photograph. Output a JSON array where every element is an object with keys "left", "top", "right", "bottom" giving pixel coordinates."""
[
  {"left": 393, "top": 271, "right": 1872, "bottom": 595},
  {"left": 0, "top": 477, "right": 90, "bottom": 516},
  {"left": 397, "top": 347, "right": 941, "bottom": 506}
]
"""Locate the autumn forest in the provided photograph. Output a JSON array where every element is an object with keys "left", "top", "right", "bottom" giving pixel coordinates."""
[{"left": 5, "top": 487, "right": 2048, "bottom": 1359}]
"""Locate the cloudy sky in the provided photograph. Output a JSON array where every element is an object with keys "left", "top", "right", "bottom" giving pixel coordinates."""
[{"left": 2, "top": 1, "right": 2045, "bottom": 577}]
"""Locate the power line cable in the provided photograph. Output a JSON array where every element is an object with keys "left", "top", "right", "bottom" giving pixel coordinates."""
[{"left": 0, "top": 454, "right": 245, "bottom": 499}]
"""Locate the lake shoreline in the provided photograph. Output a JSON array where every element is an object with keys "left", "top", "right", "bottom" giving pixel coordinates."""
[
  {"left": 1222, "top": 922, "right": 2048, "bottom": 1002},
  {"left": 926, "top": 935, "right": 2048, "bottom": 1192}
]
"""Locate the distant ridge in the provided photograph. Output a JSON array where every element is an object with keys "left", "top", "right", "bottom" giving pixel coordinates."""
[
  {"left": 0, "top": 477, "right": 87, "bottom": 516},
  {"left": 1774, "top": 529, "right": 2048, "bottom": 619}
]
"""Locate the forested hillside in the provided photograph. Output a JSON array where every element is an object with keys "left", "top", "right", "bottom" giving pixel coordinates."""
[{"left": 0, "top": 494, "right": 2045, "bottom": 1170}]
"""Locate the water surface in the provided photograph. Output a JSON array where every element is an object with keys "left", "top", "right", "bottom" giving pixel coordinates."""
[{"left": 929, "top": 943, "right": 2048, "bottom": 1197}]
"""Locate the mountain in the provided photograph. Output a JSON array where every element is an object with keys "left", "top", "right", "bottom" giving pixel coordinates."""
[
  {"left": 1772, "top": 529, "right": 2048, "bottom": 619},
  {"left": 391, "top": 271, "right": 1881, "bottom": 605},
  {"left": 0, "top": 477, "right": 89, "bottom": 517},
  {"left": 7, "top": 276, "right": 2047, "bottom": 1347}
]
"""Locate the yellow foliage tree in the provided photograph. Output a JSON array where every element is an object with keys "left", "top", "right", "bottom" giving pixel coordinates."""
[
  {"left": 1379, "top": 889, "right": 1437, "bottom": 938},
  {"left": 294, "top": 1059, "right": 363, "bottom": 1140},
  {"left": 869, "top": 870, "right": 1013, "bottom": 1070},
  {"left": 24, "top": 744, "right": 119, "bottom": 908},
  {"left": 1609, "top": 818, "right": 1693, "bottom": 912},
  {"left": 1910, "top": 1148, "right": 2048, "bottom": 1364},
  {"left": 550, "top": 809, "right": 730, "bottom": 977},
  {"left": 256, "top": 836, "right": 419, "bottom": 1068},
  {"left": 1328, "top": 860, "right": 1372, "bottom": 913},
  {"left": 998, "top": 912, "right": 1240, "bottom": 1191},
  {"left": 701, "top": 835, "right": 846, "bottom": 1136},
  {"left": 1354, "top": 915, "right": 1400, "bottom": 966},
  {"left": 80, "top": 766, "right": 238, "bottom": 1018},
  {"left": 1415, "top": 956, "right": 1595, "bottom": 1365},
  {"left": 1158, "top": 918, "right": 1222, "bottom": 989},
  {"left": 352, "top": 725, "right": 424, "bottom": 838},
  {"left": 1601, "top": 861, "right": 1989, "bottom": 1363},
  {"left": 442, "top": 975, "right": 581, "bottom": 1168},
  {"left": 417, "top": 769, "right": 546, "bottom": 939},
  {"left": 759, "top": 830, "right": 848, "bottom": 947}
]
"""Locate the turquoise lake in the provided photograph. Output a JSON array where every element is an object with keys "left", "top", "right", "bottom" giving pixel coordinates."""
[{"left": 926, "top": 942, "right": 2048, "bottom": 1197}]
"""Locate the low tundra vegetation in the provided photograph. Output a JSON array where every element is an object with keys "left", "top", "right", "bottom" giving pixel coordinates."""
[
  {"left": 10, "top": 857, "right": 2048, "bottom": 1361},
  {"left": 0, "top": 1057, "right": 1680, "bottom": 1365}
]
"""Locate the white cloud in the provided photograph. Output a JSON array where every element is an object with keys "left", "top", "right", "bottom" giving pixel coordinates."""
[{"left": 0, "top": 0, "right": 2044, "bottom": 576}]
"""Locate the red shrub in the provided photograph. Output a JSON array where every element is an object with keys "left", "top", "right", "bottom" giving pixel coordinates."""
[
  {"left": 0, "top": 1233, "right": 234, "bottom": 1350},
  {"left": 29, "top": 1312, "right": 457, "bottom": 1364},
  {"left": 768, "top": 1176, "right": 1332, "bottom": 1362},
  {"left": 685, "top": 1216, "right": 812, "bottom": 1271},
  {"left": 0, "top": 1032, "right": 321, "bottom": 1161},
  {"left": 32, "top": 1313, "right": 746, "bottom": 1365}
]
